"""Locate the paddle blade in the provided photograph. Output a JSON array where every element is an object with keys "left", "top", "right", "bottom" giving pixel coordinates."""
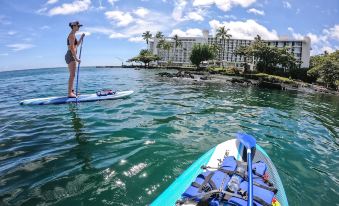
[{"left": 236, "top": 133, "right": 256, "bottom": 149}]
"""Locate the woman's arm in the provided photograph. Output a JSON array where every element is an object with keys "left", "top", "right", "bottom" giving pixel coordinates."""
[{"left": 78, "top": 33, "right": 85, "bottom": 46}]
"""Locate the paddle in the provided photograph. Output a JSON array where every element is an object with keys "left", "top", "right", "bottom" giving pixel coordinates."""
[
  {"left": 75, "top": 35, "right": 85, "bottom": 103},
  {"left": 236, "top": 133, "right": 256, "bottom": 206}
]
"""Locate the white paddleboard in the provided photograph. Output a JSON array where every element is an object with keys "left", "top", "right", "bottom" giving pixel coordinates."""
[{"left": 20, "top": 90, "right": 134, "bottom": 105}]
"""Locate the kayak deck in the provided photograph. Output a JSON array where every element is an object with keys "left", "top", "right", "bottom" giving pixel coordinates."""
[{"left": 151, "top": 139, "right": 288, "bottom": 206}]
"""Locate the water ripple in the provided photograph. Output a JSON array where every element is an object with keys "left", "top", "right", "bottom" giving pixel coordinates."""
[{"left": 0, "top": 68, "right": 338, "bottom": 205}]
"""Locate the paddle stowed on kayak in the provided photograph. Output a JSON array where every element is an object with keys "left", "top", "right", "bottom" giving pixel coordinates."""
[
  {"left": 20, "top": 90, "right": 134, "bottom": 105},
  {"left": 151, "top": 133, "right": 288, "bottom": 206}
]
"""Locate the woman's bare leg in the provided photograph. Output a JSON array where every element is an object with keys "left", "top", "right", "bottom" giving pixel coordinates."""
[{"left": 68, "top": 61, "right": 77, "bottom": 97}]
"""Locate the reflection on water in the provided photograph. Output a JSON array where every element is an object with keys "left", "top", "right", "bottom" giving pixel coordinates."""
[
  {"left": 0, "top": 68, "right": 338, "bottom": 205},
  {"left": 69, "top": 104, "right": 86, "bottom": 143},
  {"left": 69, "top": 104, "right": 92, "bottom": 171}
]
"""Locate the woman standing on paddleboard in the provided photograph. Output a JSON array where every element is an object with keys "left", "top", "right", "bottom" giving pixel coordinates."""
[{"left": 65, "top": 21, "right": 85, "bottom": 98}]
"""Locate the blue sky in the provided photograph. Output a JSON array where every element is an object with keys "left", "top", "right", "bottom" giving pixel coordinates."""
[{"left": 0, "top": 0, "right": 338, "bottom": 71}]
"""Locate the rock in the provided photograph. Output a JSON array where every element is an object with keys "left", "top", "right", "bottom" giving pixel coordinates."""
[
  {"left": 175, "top": 71, "right": 194, "bottom": 79},
  {"left": 231, "top": 78, "right": 245, "bottom": 84},
  {"left": 258, "top": 81, "right": 282, "bottom": 90},
  {"left": 158, "top": 72, "right": 174, "bottom": 78},
  {"left": 227, "top": 78, "right": 253, "bottom": 86},
  {"left": 200, "top": 76, "right": 209, "bottom": 80}
]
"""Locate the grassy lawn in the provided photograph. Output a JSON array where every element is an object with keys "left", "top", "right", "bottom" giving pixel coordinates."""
[
  {"left": 253, "top": 73, "right": 296, "bottom": 84},
  {"left": 207, "top": 67, "right": 239, "bottom": 75}
]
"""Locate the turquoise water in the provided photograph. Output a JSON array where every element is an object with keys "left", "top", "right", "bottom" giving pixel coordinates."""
[{"left": 0, "top": 67, "right": 338, "bottom": 205}]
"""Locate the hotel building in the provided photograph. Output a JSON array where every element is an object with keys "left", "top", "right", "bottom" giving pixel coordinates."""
[{"left": 148, "top": 30, "right": 311, "bottom": 69}]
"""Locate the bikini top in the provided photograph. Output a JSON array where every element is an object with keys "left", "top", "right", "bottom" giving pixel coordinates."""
[{"left": 67, "top": 37, "right": 78, "bottom": 46}]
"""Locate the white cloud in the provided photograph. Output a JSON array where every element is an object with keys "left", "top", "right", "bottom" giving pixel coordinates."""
[
  {"left": 193, "top": 0, "right": 256, "bottom": 12},
  {"left": 36, "top": 7, "right": 48, "bottom": 14},
  {"left": 122, "top": 14, "right": 174, "bottom": 37},
  {"left": 107, "top": 0, "right": 118, "bottom": 6},
  {"left": 287, "top": 26, "right": 339, "bottom": 55},
  {"left": 187, "top": 11, "right": 204, "bottom": 21},
  {"left": 40, "top": 25, "right": 50, "bottom": 30},
  {"left": 223, "top": 14, "right": 237, "bottom": 20},
  {"left": 0, "top": 53, "right": 9, "bottom": 56},
  {"left": 102, "top": 7, "right": 176, "bottom": 39},
  {"left": 48, "top": 0, "right": 91, "bottom": 16},
  {"left": 128, "top": 37, "right": 144, "bottom": 42},
  {"left": 209, "top": 19, "right": 278, "bottom": 40},
  {"left": 283, "top": 1, "right": 291, "bottom": 9},
  {"left": 109, "top": 32, "right": 128, "bottom": 38},
  {"left": 327, "top": 24, "right": 339, "bottom": 40},
  {"left": 7, "top": 44, "right": 35, "bottom": 52},
  {"left": 287, "top": 28, "right": 304, "bottom": 40},
  {"left": 7, "top": 31, "right": 17, "bottom": 35},
  {"left": 172, "top": 0, "right": 188, "bottom": 21},
  {"left": 247, "top": 8, "right": 265, "bottom": 16},
  {"left": 172, "top": 0, "right": 206, "bottom": 22},
  {"left": 320, "top": 46, "right": 335, "bottom": 53},
  {"left": 306, "top": 33, "right": 319, "bottom": 44},
  {"left": 76, "top": 31, "right": 91, "bottom": 36},
  {"left": 47, "top": 0, "right": 58, "bottom": 4},
  {"left": 105, "top": 11, "right": 134, "bottom": 26},
  {"left": 170, "top": 28, "right": 203, "bottom": 37},
  {"left": 133, "top": 7, "right": 150, "bottom": 18}
]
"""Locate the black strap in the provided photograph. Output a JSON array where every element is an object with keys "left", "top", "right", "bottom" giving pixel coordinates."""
[
  {"left": 253, "top": 181, "right": 278, "bottom": 193},
  {"left": 253, "top": 196, "right": 272, "bottom": 206},
  {"left": 190, "top": 172, "right": 218, "bottom": 192},
  {"left": 200, "top": 167, "right": 277, "bottom": 194},
  {"left": 225, "top": 190, "right": 272, "bottom": 206}
]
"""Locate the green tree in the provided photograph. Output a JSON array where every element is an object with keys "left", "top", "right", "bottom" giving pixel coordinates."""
[
  {"left": 216, "top": 26, "right": 232, "bottom": 67},
  {"left": 308, "top": 50, "right": 339, "bottom": 89},
  {"left": 276, "top": 47, "right": 297, "bottom": 72},
  {"left": 162, "top": 41, "right": 173, "bottom": 63},
  {"left": 234, "top": 45, "right": 252, "bottom": 73},
  {"left": 172, "top": 34, "right": 182, "bottom": 48},
  {"left": 234, "top": 35, "right": 297, "bottom": 74},
  {"left": 157, "top": 38, "right": 165, "bottom": 49},
  {"left": 210, "top": 43, "right": 221, "bottom": 66},
  {"left": 155, "top": 31, "right": 164, "bottom": 39},
  {"left": 172, "top": 34, "right": 182, "bottom": 62},
  {"left": 142, "top": 31, "right": 152, "bottom": 46},
  {"left": 128, "top": 49, "right": 160, "bottom": 68},
  {"left": 190, "top": 44, "right": 215, "bottom": 70}
]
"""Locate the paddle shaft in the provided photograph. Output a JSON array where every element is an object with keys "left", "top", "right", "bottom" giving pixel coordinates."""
[
  {"left": 75, "top": 37, "right": 84, "bottom": 102},
  {"left": 236, "top": 133, "right": 256, "bottom": 206},
  {"left": 247, "top": 148, "right": 253, "bottom": 206}
]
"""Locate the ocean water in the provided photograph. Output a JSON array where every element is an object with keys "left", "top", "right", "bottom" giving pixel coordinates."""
[{"left": 0, "top": 67, "right": 338, "bottom": 205}]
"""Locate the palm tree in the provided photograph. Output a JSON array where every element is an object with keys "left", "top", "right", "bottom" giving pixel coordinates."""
[
  {"left": 142, "top": 31, "right": 152, "bottom": 46},
  {"left": 155, "top": 32, "right": 165, "bottom": 61},
  {"left": 210, "top": 43, "right": 220, "bottom": 66},
  {"left": 216, "top": 26, "right": 232, "bottom": 67},
  {"left": 162, "top": 41, "right": 173, "bottom": 63},
  {"left": 157, "top": 38, "right": 166, "bottom": 49},
  {"left": 155, "top": 31, "right": 164, "bottom": 39},
  {"left": 254, "top": 34, "right": 262, "bottom": 41},
  {"left": 172, "top": 34, "right": 182, "bottom": 62},
  {"left": 172, "top": 34, "right": 182, "bottom": 48}
]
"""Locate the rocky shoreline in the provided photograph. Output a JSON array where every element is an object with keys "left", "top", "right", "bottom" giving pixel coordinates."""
[{"left": 157, "top": 70, "right": 339, "bottom": 96}]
